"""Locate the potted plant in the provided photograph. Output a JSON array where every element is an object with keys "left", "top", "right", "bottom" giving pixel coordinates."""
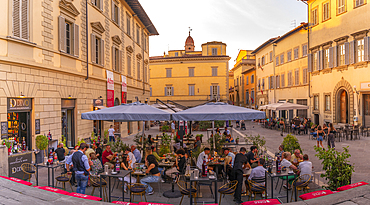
[
  {"left": 103, "top": 130, "right": 109, "bottom": 144},
  {"left": 247, "top": 134, "right": 267, "bottom": 155},
  {"left": 281, "top": 134, "right": 302, "bottom": 154},
  {"left": 35, "top": 135, "right": 48, "bottom": 163},
  {"left": 314, "top": 146, "right": 354, "bottom": 190},
  {"left": 235, "top": 137, "right": 239, "bottom": 144}
]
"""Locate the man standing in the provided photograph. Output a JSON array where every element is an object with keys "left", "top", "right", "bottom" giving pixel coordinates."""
[
  {"left": 108, "top": 125, "right": 115, "bottom": 142},
  {"left": 223, "top": 148, "right": 235, "bottom": 167},
  {"left": 131, "top": 145, "right": 142, "bottom": 163},
  {"left": 66, "top": 143, "right": 90, "bottom": 194},
  {"left": 171, "top": 121, "right": 176, "bottom": 137},
  {"left": 102, "top": 145, "right": 117, "bottom": 169},
  {"left": 53, "top": 143, "right": 66, "bottom": 162},
  {"left": 232, "top": 147, "right": 248, "bottom": 204},
  {"left": 193, "top": 136, "right": 201, "bottom": 152},
  {"left": 246, "top": 146, "right": 259, "bottom": 168},
  {"left": 196, "top": 147, "right": 211, "bottom": 170}
]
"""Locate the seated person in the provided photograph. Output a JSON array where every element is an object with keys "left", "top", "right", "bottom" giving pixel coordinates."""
[
  {"left": 124, "top": 148, "right": 136, "bottom": 168},
  {"left": 223, "top": 148, "right": 235, "bottom": 167},
  {"left": 140, "top": 155, "right": 161, "bottom": 195},
  {"left": 276, "top": 144, "right": 284, "bottom": 157},
  {"left": 89, "top": 153, "right": 103, "bottom": 175},
  {"left": 245, "top": 158, "right": 267, "bottom": 196},
  {"left": 299, "top": 154, "right": 312, "bottom": 178},
  {"left": 225, "top": 135, "right": 235, "bottom": 143},
  {"left": 102, "top": 145, "right": 117, "bottom": 169},
  {"left": 151, "top": 146, "right": 161, "bottom": 162},
  {"left": 246, "top": 146, "right": 259, "bottom": 168},
  {"left": 196, "top": 147, "right": 212, "bottom": 170},
  {"left": 193, "top": 136, "right": 201, "bottom": 152},
  {"left": 290, "top": 149, "right": 303, "bottom": 166},
  {"left": 281, "top": 152, "right": 298, "bottom": 189},
  {"left": 120, "top": 155, "right": 137, "bottom": 192},
  {"left": 173, "top": 139, "right": 187, "bottom": 152},
  {"left": 147, "top": 135, "right": 154, "bottom": 145},
  {"left": 165, "top": 149, "right": 186, "bottom": 177}
]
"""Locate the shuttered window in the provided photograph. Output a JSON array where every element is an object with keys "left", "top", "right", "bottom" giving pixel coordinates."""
[
  {"left": 251, "top": 75, "right": 255, "bottom": 84},
  {"left": 323, "top": 48, "right": 329, "bottom": 69},
  {"left": 288, "top": 71, "right": 293, "bottom": 87},
  {"left": 295, "top": 69, "right": 300, "bottom": 85},
  {"left": 91, "top": 34, "right": 104, "bottom": 65},
  {"left": 127, "top": 55, "right": 131, "bottom": 75},
  {"left": 13, "top": 0, "right": 29, "bottom": 40},
  {"left": 189, "top": 85, "right": 195, "bottom": 96},
  {"left": 338, "top": 0, "right": 346, "bottom": 14},
  {"left": 166, "top": 68, "right": 172, "bottom": 78},
  {"left": 276, "top": 75, "right": 280, "bottom": 88},
  {"left": 313, "top": 51, "right": 318, "bottom": 71},
  {"left": 136, "top": 25, "right": 140, "bottom": 45},
  {"left": 212, "top": 67, "right": 218, "bottom": 76},
  {"left": 311, "top": 8, "right": 318, "bottom": 26},
  {"left": 92, "top": 0, "right": 103, "bottom": 10},
  {"left": 276, "top": 56, "right": 279, "bottom": 66},
  {"left": 59, "top": 16, "right": 79, "bottom": 56},
  {"left": 357, "top": 39, "right": 364, "bottom": 63},
  {"left": 262, "top": 78, "right": 265, "bottom": 90},
  {"left": 112, "top": 46, "right": 121, "bottom": 72},
  {"left": 302, "top": 44, "right": 308, "bottom": 57},
  {"left": 323, "top": 2, "right": 330, "bottom": 21},
  {"left": 126, "top": 15, "right": 131, "bottom": 36},
  {"left": 339, "top": 44, "right": 346, "bottom": 66},
  {"left": 281, "top": 74, "right": 285, "bottom": 88},
  {"left": 280, "top": 54, "right": 285, "bottom": 64},
  {"left": 212, "top": 48, "right": 217, "bottom": 55},
  {"left": 355, "top": 0, "right": 365, "bottom": 7},
  {"left": 112, "top": 0, "right": 119, "bottom": 25},
  {"left": 303, "top": 68, "right": 308, "bottom": 84},
  {"left": 294, "top": 48, "right": 299, "bottom": 60},
  {"left": 188, "top": 68, "right": 194, "bottom": 77},
  {"left": 287, "top": 50, "right": 292, "bottom": 62},
  {"left": 137, "top": 61, "right": 141, "bottom": 79}
]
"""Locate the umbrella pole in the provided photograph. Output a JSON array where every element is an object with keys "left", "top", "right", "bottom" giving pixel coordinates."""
[
  {"left": 212, "top": 121, "right": 215, "bottom": 152},
  {"left": 142, "top": 121, "right": 145, "bottom": 158}
]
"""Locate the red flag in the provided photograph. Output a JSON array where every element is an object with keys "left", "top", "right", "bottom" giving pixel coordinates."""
[
  {"left": 258, "top": 63, "right": 263, "bottom": 71},
  {"left": 261, "top": 90, "right": 263, "bottom": 95}
]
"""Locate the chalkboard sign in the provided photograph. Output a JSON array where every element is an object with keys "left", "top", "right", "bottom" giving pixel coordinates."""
[
  {"left": 8, "top": 152, "right": 32, "bottom": 180},
  {"left": 35, "top": 119, "right": 40, "bottom": 134},
  {"left": 1, "top": 122, "right": 7, "bottom": 139}
]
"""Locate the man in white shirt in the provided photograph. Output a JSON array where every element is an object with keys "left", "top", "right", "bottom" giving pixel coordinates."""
[
  {"left": 246, "top": 158, "right": 267, "bottom": 197},
  {"left": 125, "top": 148, "right": 136, "bottom": 168},
  {"left": 196, "top": 147, "right": 211, "bottom": 170},
  {"left": 108, "top": 125, "right": 115, "bottom": 142},
  {"left": 171, "top": 121, "right": 176, "bottom": 136},
  {"left": 299, "top": 154, "right": 312, "bottom": 177}
]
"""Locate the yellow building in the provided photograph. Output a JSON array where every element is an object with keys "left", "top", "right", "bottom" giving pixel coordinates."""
[
  {"left": 0, "top": 0, "right": 156, "bottom": 149},
  {"left": 307, "top": 0, "right": 370, "bottom": 126},
  {"left": 229, "top": 50, "right": 255, "bottom": 107},
  {"left": 272, "top": 23, "right": 309, "bottom": 119},
  {"left": 149, "top": 33, "right": 230, "bottom": 107},
  {"left": 229, "top": 72, "right": 234, "bottom": 103},
  {"left": 242, "top": 66, "right": 256, "bottom": 109}
]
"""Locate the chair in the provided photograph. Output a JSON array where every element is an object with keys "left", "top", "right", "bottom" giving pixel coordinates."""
[
  {"left": 177, "top": 180, "right": 197, "bottom": 205},
  {"left": 90, "top": 175, "right": 108, "bottom": 201},
  {"left": 218, "top": 180, "right": 237, "bottom": 205},
  {"left": 291, "top": 174, "right": 312, "bottom": 202},
  {"left": 128, "top": 183, "right": 147, "bottom": 202},
  {"left": 55, "top": 173, "right": 74, "bottom": 191},
  {"left": 21, "top": 163, "right": 37, "bottom": 182},
  {"left": 247, "top": 177, "right": 266, "bottom": 201}
]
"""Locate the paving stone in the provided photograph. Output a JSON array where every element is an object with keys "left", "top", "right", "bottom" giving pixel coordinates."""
[
  {"left": 350, "top": 197, "right": 370, "bottom": 205},
  {"left": 336, "top": 201, "right": 358, "bottom": 205}
]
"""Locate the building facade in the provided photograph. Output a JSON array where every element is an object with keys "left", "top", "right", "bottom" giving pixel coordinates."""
[
  {"left": 149, "top": 33, "right": 230, "bottom": 107},
  {"left": 308, "top": 0, "right": 370, "bottom": 126},
  {"left": 0, "top": 0, "right": 157, "bottom": 149}
]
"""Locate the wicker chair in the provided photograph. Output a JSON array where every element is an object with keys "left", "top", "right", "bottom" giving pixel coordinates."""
[
  {"left": 291, "top": 174, "right": 311, "bottom": 202},
  {"left": 247, "top": 177, "right": 266, "bottom": 201},
  {"left": 128, "top": 183, "right": 147, "bottom": 202},
  {"left": 90, "top": 175, "right": 108, "bottom": 201},
  {"left": 55, "top": 173, "right": 73, "bottom": 191},
  {"left": 21, "top": 163, "right": 37, "bottom": 182},
  {"left": 177, "top": 180, "right": 197, "bottom": 205},
  {"left": 218, "top": 180, "right": 238, "bottom": 205}
]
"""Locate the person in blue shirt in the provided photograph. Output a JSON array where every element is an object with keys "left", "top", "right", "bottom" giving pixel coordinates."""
[
  {"left": 223, "top": 148, "right": 235, "bottom": 167},
  {"left": 131, "top": 145, "right": 142, "bottom": 163},
  {"left": 66, "top": 143, "right": 90, "bottom": 194}
]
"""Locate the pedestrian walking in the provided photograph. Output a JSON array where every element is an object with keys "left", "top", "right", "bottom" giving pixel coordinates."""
[
  {"left": 317, "top": 125, "right": 325, "bottom": 149},
  {"left": 66, "top": 143, "right": 90, "bottom": 194},
  {"left": 328, "top": 123, "right": 337, "bottom": 149},
  {"left": 108, "top": 125, "right": 115, "bottom": 142}
]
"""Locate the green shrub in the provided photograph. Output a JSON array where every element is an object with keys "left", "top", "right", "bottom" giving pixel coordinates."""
[
  {"left": 246, "top": 134, "right": 266, "bottom": 155},
  {"left": 36, "top": 135, "right": 48, "bottom": 156},
  {"left": 208, "top": 133, "right": 226, "bottom": 153},
  {"left": 281, "top": 134, "right": 302, "bottom": 154}
]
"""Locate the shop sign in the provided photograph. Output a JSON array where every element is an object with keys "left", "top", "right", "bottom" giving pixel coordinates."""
[
  {"left": 106, "top": 71, "right": 114, "bottom": 107},
  {"left": 8, "top": 152, "right": 32, "bottom": 180},
  {"left": 1, "top": 122, "right": 7, "bottom": 139},
  {"left": 7, "top": 98, "right": 32, "bottom": 111},
  {"left": 35, "top": 119, "right": 40, "bottom": 134},
  {"left": 93, "top": 99, "right": 104, "bottom": 107},
  {"left": 122, "top": 75, "right": 127, "bottom": 104},
  {"left": 360, "top": 82, "right": 370, "bottom": 90}
]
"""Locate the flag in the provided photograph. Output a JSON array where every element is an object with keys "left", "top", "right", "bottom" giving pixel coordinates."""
[
  {"left": 258, "top": 63, "right": 264, "bottom": 71},
  {"left": 251, "top": 96, "right": 254, "bottom": 104},
  {"left": 261, "top": 90, "right": 264, "bottom": 95}
]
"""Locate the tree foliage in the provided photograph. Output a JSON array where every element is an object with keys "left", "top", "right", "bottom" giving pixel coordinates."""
[
  {"left": 281, "top": 134, "right": 302, "bottom": 154},
  {"left": 246, "top": 134, "right": 266, "bottom": 155}
]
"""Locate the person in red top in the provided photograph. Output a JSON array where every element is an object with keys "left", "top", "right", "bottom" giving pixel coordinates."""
[{"left": 102, "top": 145, "right": 117, "bottom": 169}]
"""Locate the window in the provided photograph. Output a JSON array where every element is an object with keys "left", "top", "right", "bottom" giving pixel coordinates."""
[
  {"left": 137, "top": 61, "right": 140, "bottom": 79},
  {"left": 246, "top": 90, "right": 249, "bottom": 104},
  {"left": 288, "top": 71, "right": 293, "bottom": 86},
  {"left": 251, "top": 75, "right": 255, "bottom": 84},
  {"left": 303, "top": 68, "right": 308, "bottom": 84},
  {"left": 236, "top": 78, "right": 239, "bottom": 86},
  {"left": 211, "top": 85, "right": 219, "bottom": 97},
  {"left": 136, "top": 25, "right": 140, "bottom": 45},
  {"left": 175, "top": 52, "right": 178, "bottom": 57},
  {"left": 276, "top": 56, "right": 279, "bottom": 66},
  {"left": 357, "top": 39, "right": 364, "bottom": 62},
  {"left": 314, "top": 95, "right": 319, "bottom": 110},
  {"left": 188, "top": 67, "right": 194, "bottom": 77},
  {"left": 144, "top": 34, "right": 148, "bottom": 51},
  {"left": 355, "top": 0, "right": 365, "bottom": 7},
  {"left": 212, "top": 48, "right": 217, "bottom": 55},
  {"left": 251, "top": 90, "right": 255, "bottom": 104},
  {"left": 92, "top": 0, "right": 102, "bottom": 10},
  {"left": 313, "top": 51, "right": 318, "bottom": 71},
  {"left": 325, "top": 94, "right": 331, "bottom": 111},
  {"left": 150, "top": 87, "right": 152, "bottom": 97},
  {"left": 212, "top": 67, "right": 218, "bottom": 76},
  {"left": 127, "top": 54, "right": 131, "bottom": 75},
  {"left": 324, "top": 48, "right": 329, "bottom": 69},
  {"left": 262, "top": 56, "right": 265, "bottom": 65},
  {"left": 246, "top": 76, "right": 249, "bottom": 85},
  {"left": 59, "top": 16, "right": 79, "bottom": 56},
  {"left": 189, "top": 85, "right": 195, "bottom": 96},
  {"left": 323, "top": 2, "right": 330, "bottom": 21},
  {"left": 339, "top": 44, "right": 346, "bottom": 66},
  {"left": 294, "top": 48, "right": 299, "bottom": 60},
  {"left": 295, "top": 69, "right": 300, "bottom": 85},
  {"left": 166, "top": 68, "right": 172, "bottom": 78},
  {"left": 281, "top": 73, "right": 285, "bottom": 88},
  {"left": 270, "top": 76, "right": 274, "bottom": 89},
  {"left": 257, "top": 79, "right": 260, "bottom": 90},
  {"left": 337, "top": 0, "right": 346, "bottom": 14},
  {"left": 165, "top": 86, "right": 173, "bottom": 96},
  {"left": 287, "top": 50, "right": 292, "bottom": 62},
  {"left": 262, "top": 78, "right": 265, "bottom": 90},
  {"left": 312, "top": 8, "right": 318, "bottom": 25},
  {"left": 269, "top": 52, "right": 273, "bottom": 62},
  {"left": 280, "top": 54, "right": 284, "bottom": 64},
  {"left": 126, "top": 15, "right": 131, "bottom": 36},
  {"left": 144, "top": 65, "right": 148, "bottom": 82},
  {"left": 91, "top": 34, "right": 104, "bottom": 65},
  {"left": 302, "top": 44, "right": 308, "bottom": 57},
  {"left": 112, "top": 46, "right": 121, "bottom": 72},
  {"left": 112, "top": 1, "right": 119, "bottom": 24},
  {"left": 276, "top": 75, "right": 280, "bottom": 88}
]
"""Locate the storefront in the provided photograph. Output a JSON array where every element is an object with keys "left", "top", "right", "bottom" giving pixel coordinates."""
[
  {"left": 93, "top": 99, "right": 105, "bottom": 139},
  {"left": 61, "top": 99, "right": 75, "bottom": 148}
]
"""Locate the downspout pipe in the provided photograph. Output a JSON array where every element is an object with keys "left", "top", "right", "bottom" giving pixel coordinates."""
[{"left": 85, "top": 0, "right": 89, "bottom": 80}]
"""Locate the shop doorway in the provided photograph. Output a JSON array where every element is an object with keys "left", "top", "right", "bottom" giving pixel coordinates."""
[
  {"left": 364, "top": 94, "right": 370, "bottom": 127},
  {"left": 339, "top": 90, "right": 348, "bottom": 123},
  {"left": 94, "top": 120, "right": 102, "bottom": 138},
  {"left": 314, "top": 114, "right": 320, "bottom": 126},
  {"left": 7, "top": 112, "right": 31, "bottom": 150},
  {"left": 62, "top": 109, "right": 74, "bottom": 148}
]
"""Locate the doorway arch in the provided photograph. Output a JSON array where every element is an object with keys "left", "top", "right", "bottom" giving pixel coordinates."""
[
  {"left": 333, "top": 79, "right": 354, "bottom": 124},
  {"left": 114, "top": 98, "right": 120, "bottom": 106}
]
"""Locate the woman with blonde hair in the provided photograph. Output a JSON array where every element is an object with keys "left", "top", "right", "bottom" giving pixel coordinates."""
[
  {"left": 280, "top": 152, "right": 298, "bottom": 189},
  {"left": 89, "top": 153, "right": 103, "bottom": 176}
]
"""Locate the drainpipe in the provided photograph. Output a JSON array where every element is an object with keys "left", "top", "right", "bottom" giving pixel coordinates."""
[{"left": 85, "top": 0, "right": 89, "bottom": 80}]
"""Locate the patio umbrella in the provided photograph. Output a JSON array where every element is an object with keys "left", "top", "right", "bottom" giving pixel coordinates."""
[
  {"left": 266, "top": 102, "right": 309, "bottom": 111},
  {"left": 172, "top": 102, "right": 265, "bottom": 151}
]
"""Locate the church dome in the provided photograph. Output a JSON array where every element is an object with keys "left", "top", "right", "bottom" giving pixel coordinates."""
[{"left": 185, "top": 35, "right": 194, "bottom": 46}]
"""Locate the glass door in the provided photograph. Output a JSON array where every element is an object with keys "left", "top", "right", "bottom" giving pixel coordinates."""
[{"left": 62, "top": 109, "right": 75, "bottom": 148}]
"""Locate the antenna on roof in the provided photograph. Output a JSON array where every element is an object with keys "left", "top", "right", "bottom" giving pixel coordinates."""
[
  {"left": 291, "top": 20, "right": 296, "bottom": 28},
  {"left": 188, "top": 27, "right": 192, "bottom": 36}
]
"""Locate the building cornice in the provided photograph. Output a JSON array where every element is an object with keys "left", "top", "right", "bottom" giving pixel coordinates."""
[{"left": 150, "top": 56, "right": 231, "bottom": 63}]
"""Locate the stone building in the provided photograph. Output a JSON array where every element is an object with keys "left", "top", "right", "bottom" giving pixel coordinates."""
[
  {"left": 0, "top": 0, "right": 157, "bottom": 149},
  {"left": 149, "top": 33, "right": 230, "bottom": 107}
]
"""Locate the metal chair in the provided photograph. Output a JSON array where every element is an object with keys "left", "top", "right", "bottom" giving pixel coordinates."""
[
  {"left": 218, "top": 180, "right": 238, "bottom": 205},
  {"left": 291, "top": 174, "right": 311, "bottom": 202},
  {"left": 55, "top": 173, "right": 74, "bottom": 191},
  {"left": 247, "top": 177, "right": 267, "bottom": 201},
  {"left": 177, "top": 180, "right": 197, "bottom": 205},
  {"left": 128, "top": 183, "right": 147, "bottom": 202},
  {"left": 21, "top": 163, "right": 37, "bottom": 182},
  {"left": 90, "top": 175, "right": 108, "bottom": 201}
]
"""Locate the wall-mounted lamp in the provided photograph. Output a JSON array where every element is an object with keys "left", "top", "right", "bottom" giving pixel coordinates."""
[
  {"left": 20, "top": 92, "right": 25, "bottom": 98},
  {"left": 68, "top": 95, "right": 72, "bottom": 99},
  {"left": 98, "top": 96, "right": 103, "bottom": 100}
]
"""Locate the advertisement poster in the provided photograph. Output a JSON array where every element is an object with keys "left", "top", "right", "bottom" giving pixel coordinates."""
[
  {"left": 122, "top": 75, "right": 127, "bottom": 104},
  {"left": 106, "top": 70, "right": 114, "bottom": 107},
  {"left": 8, "top": 152, "right": 32, "bottom": 180}
]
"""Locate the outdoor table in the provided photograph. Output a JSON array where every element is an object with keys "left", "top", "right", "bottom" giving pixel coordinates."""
[
  {"left": 100, "top": 170, "right": 132, "bottom": 202},
  {"left": 158, "top": 162, "right": 175, "bottom": 182},
  {"left": 208, "top": 161, "right": 225, "bottom": 180},
  {"left": 36, "top": 162, "right": 64, "bottom": 187},
  {"left": 131, "top": 170, "right": 146, "bottom": 181},
  {"left": 267, "top": 170, "right": 297, "bottom": 203},
  {"left": 187, "top": 174, "right": 218, "bottom": 205}
]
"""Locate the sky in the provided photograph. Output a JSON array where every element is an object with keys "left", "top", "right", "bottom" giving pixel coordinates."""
[{"left": 140, "top": 0, "right": 307, "bottom": 68}]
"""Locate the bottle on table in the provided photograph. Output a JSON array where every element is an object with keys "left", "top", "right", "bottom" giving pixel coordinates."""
[
  {"left": 202, "top": 156, "right": 207, "bottom": 177},
  {"left": 276, "top": 156, "right": 281, "bottom": 174},
  {"left": 115, "top": 155, "right": 120, "bottom": 173}
]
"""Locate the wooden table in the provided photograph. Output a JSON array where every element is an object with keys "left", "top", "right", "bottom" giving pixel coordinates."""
[{"left": 131, "top": 170, "right": 146, "bottom": 181}]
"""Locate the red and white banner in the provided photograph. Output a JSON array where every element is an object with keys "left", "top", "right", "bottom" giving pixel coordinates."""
[
  {"left": 122, "top": 75, "right": 127, "bottom": 104},
  {"left": 107, "top": 70, "right": 114, "bottom": 107}
]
